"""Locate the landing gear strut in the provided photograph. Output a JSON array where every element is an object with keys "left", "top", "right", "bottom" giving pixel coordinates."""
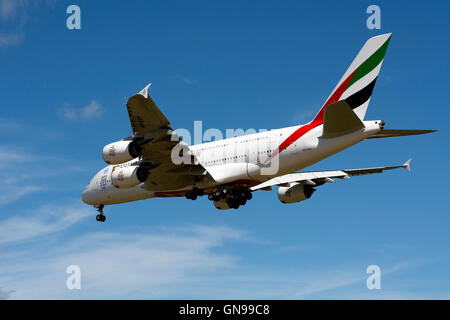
[{"left": 95, "top": 205, "right": 106, "bottom": 222}]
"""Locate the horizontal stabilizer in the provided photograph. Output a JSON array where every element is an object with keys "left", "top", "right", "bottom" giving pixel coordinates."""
[
  {"left": 320, "top": 101, "right": 365, "bottom": 139},
  {"left": 366, "top": 129, "right": 436, "bottom": 139}
]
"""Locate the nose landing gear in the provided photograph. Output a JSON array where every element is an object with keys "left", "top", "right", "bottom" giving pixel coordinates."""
[{"left": 95, "top": 205, "right": 106, "bottom": 222}]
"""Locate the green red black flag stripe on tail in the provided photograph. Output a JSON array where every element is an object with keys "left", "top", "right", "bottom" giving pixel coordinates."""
[
  {"left": 346, "top": 36, "right": 390, "bottom": 89},
  {"left": 267, "top": 68, "right": 358, "bottom": 158},
  {"left": 264, "top": 35, "right": 391, "bottom": 164},
  {"left": 345, "top": 77, "right": 378, "bottom": 109}
]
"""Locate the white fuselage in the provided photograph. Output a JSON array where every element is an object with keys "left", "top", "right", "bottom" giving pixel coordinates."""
[{"left": 81, "top": 120, "right": 382, "bottom": 206}]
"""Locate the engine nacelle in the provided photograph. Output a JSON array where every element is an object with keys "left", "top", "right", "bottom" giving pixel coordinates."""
[
  {"left": 102, "top": 140, "right": 142, "bottom": 165},
  {"left": 278, "top": 183, "right": 315, "bottom": 204},
  {"left": 111, "top": 165, "right": 148, "bottom": 188}
]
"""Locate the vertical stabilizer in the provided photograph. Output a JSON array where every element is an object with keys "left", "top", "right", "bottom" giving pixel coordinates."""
[{"left": 313, "top": 33, "right": 392, "bottom": 122}]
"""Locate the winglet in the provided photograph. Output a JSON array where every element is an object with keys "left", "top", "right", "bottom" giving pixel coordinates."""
[
  {"left": 139, "top": 83, "right": 152, "bottom": 98},
  {"left": 403, "top": 158, "right": 412, "bottom": 172}
]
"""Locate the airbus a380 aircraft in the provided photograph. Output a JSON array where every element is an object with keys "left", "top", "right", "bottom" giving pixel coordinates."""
[{"left": 81, "top": 33, "right": 435, "bottom": 222}]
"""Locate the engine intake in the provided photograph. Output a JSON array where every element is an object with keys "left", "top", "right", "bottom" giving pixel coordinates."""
[
  {"left": 102, "top": 140, "right": 143, "bottom": 164},
  {"left": 278, "top": 183, "right": 315, "bottom": 204}
]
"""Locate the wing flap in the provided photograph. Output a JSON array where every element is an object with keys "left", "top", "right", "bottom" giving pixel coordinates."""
[
  {"left": 343, "top": 158, "right": 411, "bottom": 176},
  {"left": 251, "top": 170, "right": 347, "bottom": 191},
  {"left": 250, "top": 159, "right": 411, "bottom": 191}
]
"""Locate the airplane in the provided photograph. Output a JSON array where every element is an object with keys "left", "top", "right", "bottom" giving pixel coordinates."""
[{"left": 81, "top": 33, "right": 435, "bottom": 222}]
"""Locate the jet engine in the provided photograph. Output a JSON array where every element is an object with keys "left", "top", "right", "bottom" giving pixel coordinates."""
[
  {"left": 111, "top": 165, "right": 148, "bottom": 188},
  {"left": 102, "top": 140, "right": 143, "bottom": 164},
  {"left": 277, "top": 183, "right": 315, "bottom": 204}
]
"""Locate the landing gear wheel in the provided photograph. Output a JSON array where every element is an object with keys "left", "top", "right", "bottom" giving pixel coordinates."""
[
  {"left": 214, "top": 190, "right": 222, "bottom": 200},
  {"left": 226, "top": 197, "right": 240, "bottom": 209},
  {"left": 222, "top": 188, "right": 231, "bottom": 197},
  {"left": 186, "top": 191, "right": 198, "bottom": 200},
  {"left": 96, "top": 214, "right": 106, "bottom": 222},
  {"left": 193, "top": 187, "right": 204, "bottom": 197},
  {"left": 95, "top": 205, "right": 106, "bottom": 222},
  {"left": 220, "top": 188, "right": 232, "bottom": 199}
]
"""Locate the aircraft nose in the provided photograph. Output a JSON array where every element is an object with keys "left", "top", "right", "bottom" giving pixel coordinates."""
[{"left": 81, "top": 186, "right": 91, "bottom": 204}]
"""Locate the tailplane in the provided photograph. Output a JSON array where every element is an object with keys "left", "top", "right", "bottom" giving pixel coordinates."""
[
  {"left": 312, "top": 33, "right": 392, "bottom": 124},
  {"left": 366, "top": 129, "right": 437, "bottom": 139},
  {"left": 321, "top": 101, "right": 365, "bottom": 139}
]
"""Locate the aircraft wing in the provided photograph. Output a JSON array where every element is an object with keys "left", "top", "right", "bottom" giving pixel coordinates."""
[
  {"left": 126, "top": 84, "right": 212, "bottom": 191},
  {"left": 126, "top": 84, "right": 170, "bottom": 135},
  {"left": 251, "top": 159, "right": 411, "bottom": 191}
]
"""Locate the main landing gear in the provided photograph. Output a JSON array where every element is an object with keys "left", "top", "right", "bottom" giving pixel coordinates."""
[
  {"left": 185, "top": 187, "right": 204, "bottom": 200},
  {"left": 185, "top": 186, "right": 253, "bottom": 210},
  {"left": 208, "top": 187, "right": 253, "bottom": 209},
  {"left": 95, "top": 205, "right": 106, "bottom": 222}
]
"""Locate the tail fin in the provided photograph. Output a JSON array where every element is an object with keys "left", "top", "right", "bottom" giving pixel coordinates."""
[{"left": 313, "top": 33, "right": 392, "bottom": 122}]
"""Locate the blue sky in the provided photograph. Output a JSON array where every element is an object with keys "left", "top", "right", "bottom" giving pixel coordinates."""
[{"left": 0, "top": 0, "right": 449, "bottom": 299}]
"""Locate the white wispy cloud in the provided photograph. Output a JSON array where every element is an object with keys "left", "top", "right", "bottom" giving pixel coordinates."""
[
  {"left": 0, "top": 145, "right": 62, "bottom": 170},
  {"left": 0, "top": 0, "right": 29, "bottom": 47},
  {"left": 59, "top": 101, "right": 104, "bottom": 121},
  {"left": 81, "top": 100, "right": 103, "bottom": 119},
  {"left": 0, "top": 0, "right": 28, "bottom": 21},
  {"left": 0, "top": 150, "right": 28, "bottom": 164},
  {"left": 171, "top": 75, "right": 197, "bottom": 85},
  {"left": 0, "top": 217, "right": 421, "bottom": 300},
  {"left": 0, "top": 117, "right": 63, "bottom": 141},
  {"left": 0, "top": 147, "right": 40, "bottom": 168},
  {"left": 0, "top": 147, "right": 43, "bottom": 204},
  {"left": 0, "top": 224, "right": 244, "bottom": 299},
  {"left": 0, "top": 145, "right": 87, "bottom": 206},
  {"left": 0, "top": 0, "right": 56, "bottom": 47},
  {"left": 0, "top": 32, "right": 23, "bottom": 47},
  {"left": 0, "top": 201, "right": 91, "bottom": 245},
  {"left": 3, "top": 166, "right": 86, "bottom": 186},
  {"left": 0, "top": 118, "right": 22, "bottom": 131},
  {"left": 0, "top": 185, "right": 42, "bottom": 206}
]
